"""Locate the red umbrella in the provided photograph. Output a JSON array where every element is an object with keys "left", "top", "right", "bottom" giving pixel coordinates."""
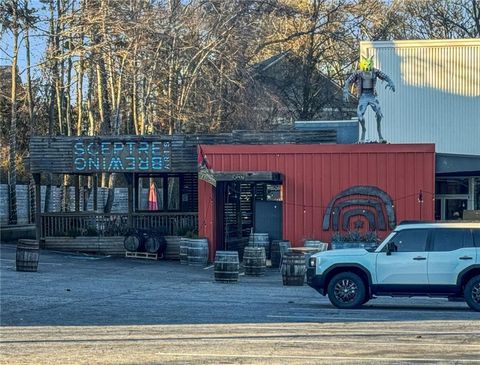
[{"left": 147, "top": 182, "right": 158, "bottom": 211}]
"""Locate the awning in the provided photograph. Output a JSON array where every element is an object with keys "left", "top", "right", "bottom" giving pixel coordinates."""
[{"left": 213, "top": 171, "right": 282, "bottom": 183}]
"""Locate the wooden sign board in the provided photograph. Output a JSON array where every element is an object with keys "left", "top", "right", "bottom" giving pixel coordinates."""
[{"left": 73, "top": 140, "right": 172, "bottom": 172}]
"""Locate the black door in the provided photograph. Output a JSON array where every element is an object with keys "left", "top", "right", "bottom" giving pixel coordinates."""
[{"left": 254, "top": 200, "right": 283, "bottom": 241}]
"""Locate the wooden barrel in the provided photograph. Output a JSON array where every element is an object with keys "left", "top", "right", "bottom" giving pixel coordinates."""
[
  {"left": 248, "top": 233, "right": 270, "bottom": 258},
  {"left": 124, "top": 231, "right": 145, "bottom": 252},
  {"left": 303, "top": 240, "right": 328, "bottom": 266},
  {"left": 270, "top": 240, "right": 291, "bottom": 268},
  {"left": 243, "top": 246, "right": 266, "bottom": 276},
  {"left": 144, "top": 234, "right": 167, "bottom": 255},
  {"left": 179, "top": 238, "right": 189, "bottom": 265},
  {"left": 304, "top": 240, "right": 328, "bottom": 251},
  {"left": 16, "top": 239, "right": 39, "bottom": 272},
  {"left": 144, "top": 236, "right": 160, "bottom": 253},
  {"left": 165, "top": 236, "right": 181, "bottom": 260},
  {"left": 214, "top": 251, "right": 239, "bottom": 283},
  {"left": 187, "top": 238, "right": 209, "bottom": 266},
  {"left": 281, "top": 251, "right": 306, "bottom": 286}
]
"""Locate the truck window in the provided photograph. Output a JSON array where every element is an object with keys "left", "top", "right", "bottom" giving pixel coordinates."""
[
  {"left": 389, "top": 229, "right": 429, "bottom": 252},
  {"left": 431, "top": 229, "right": 472, "bottom": 252}
]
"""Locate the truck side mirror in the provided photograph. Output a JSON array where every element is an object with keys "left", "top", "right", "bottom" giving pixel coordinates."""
[{"left": 386, "top": 242, "right": 396, "bottom": 256}]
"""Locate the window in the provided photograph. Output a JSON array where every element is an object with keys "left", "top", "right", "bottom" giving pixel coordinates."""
[
  {"left": 137, "top": 175, "right": 180, "bottom": 211},
  {"left": 390, "top": 229, "right": 429, "bottom": 252},
  {"left": 475, "top": 178, "right": 480, "bottom": 210},
  {"left": 431, "top": 229, "right": 473, "bottom": 251},
  {"left": 167, "top": 176, "right": 180, "bottom": 210},
  {"left": 436, "top": 178, "right": 469, "bottom": 195},
  {"left": 138, "top": 177, "right": 164, "bottom": 211}
]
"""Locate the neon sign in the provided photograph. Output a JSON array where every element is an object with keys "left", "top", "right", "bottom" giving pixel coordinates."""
[{"left": 73, "top": 140, "right": 171, "bottom": 172}]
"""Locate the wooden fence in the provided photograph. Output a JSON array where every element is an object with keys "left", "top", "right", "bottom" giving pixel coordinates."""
[{"left": 40, "top": 212, "right": 198, "bottom": 238}]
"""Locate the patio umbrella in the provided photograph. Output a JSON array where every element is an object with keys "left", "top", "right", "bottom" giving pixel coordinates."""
[{"left": 147, "top": 182, "right": 158, "bottom": 211}]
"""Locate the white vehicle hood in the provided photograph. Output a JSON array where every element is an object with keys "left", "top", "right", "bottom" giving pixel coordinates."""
[{"left": 317, "top": 249, "right": 369, "bottom": 257}]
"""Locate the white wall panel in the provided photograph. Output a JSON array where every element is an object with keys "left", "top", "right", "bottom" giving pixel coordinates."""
[{"left": 359, "top": 39, "right": 480, "bottom": 155}]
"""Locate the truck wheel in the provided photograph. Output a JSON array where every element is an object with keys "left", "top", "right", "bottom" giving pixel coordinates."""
[
  {"left": 327, "top": 272, "right": 366, "bottom": 309},
  {"left": 464, "top": 275, "right": 480, "bottom": 312}
]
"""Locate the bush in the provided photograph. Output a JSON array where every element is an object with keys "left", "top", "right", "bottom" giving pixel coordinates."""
[
  {"left": 83, "top": 226, "right": 98, "bottom": 236},
  {"left": 66, "top": 228, "right": 81, "bottom": 238},
  {"left": 331, "top": 230, "right": 378, "bottom": 243}
]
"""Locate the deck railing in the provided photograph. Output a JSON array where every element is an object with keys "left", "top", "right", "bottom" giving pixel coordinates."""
[{"left": 40, "top": 212, "right": 198, "bottom": 238}]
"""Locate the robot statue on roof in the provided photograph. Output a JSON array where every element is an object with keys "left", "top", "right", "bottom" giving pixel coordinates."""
[{"left": 343, "top": 56, "right": 396, "bottom": 143}]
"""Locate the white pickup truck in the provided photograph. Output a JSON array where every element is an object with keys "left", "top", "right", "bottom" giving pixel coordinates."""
[{"left": 306, "top": 222, "right": 480, "bottom": 311}]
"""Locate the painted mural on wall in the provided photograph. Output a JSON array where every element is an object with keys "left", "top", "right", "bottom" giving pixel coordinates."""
[
  {"left": 322, "top": 185, "right": 396, "bottom": 233},
  {"left": 73, "top": 140, "right": 172, "bottom": 172}
]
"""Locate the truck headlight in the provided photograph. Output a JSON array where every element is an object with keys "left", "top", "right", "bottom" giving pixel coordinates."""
[{"left": 308, "top": 257, "right": 316, "bottom": 267}]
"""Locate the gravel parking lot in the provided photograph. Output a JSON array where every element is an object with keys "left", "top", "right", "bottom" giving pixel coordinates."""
[{"left": 1, "top": 243, "right": 479, "bottom": 364}]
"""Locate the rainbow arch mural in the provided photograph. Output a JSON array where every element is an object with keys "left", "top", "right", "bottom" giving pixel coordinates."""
[{"left": 322, "top": 185, "right": 396, "bottom": 232}]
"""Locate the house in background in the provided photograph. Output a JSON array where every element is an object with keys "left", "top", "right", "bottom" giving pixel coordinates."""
[{"left": 244, "top": 51, "right": 357, "bottom": 128}]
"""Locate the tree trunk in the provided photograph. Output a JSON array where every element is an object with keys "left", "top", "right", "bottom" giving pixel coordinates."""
[
  {"left": 25, "top": 0, "right": 36, "bottom": 223},
  {"left": 76, "top": 57, "right": 84, "bottom": 135},
  {"left": 8, "top": 4, "right": 19, "bottom": 225}
]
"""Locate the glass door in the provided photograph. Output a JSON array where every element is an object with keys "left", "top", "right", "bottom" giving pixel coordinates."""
[{"left": 435, "top": 196, "right": 468, "bottom": 220}]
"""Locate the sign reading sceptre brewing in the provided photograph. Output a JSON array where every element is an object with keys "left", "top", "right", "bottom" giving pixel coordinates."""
[{"left": 73, "top": 139, "right": 171, "bottom": 172}]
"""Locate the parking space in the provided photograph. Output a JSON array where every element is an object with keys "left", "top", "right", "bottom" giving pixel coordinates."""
[{"left": 1, "top": 243, "right": 479, "bottom": 364}]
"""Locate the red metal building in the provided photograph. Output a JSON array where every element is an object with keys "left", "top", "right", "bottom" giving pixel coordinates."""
[{"left": 199, "top": 144, "right": 435, "bottom": 261}]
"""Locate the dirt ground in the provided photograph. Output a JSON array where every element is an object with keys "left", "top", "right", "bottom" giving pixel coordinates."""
[{"left": 2, "top": 321, "right": 479, "bottom": 364}]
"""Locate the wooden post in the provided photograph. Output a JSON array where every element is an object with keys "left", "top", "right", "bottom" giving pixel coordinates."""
[
  {"left": 126, "top": 173, "right": 134, "bottom": 228},
  {"left": 134, "top": 174, "right": 139, "bottom": 212},
  {"left": 33, "top": 173, "right": 42, "bottom": 243},
  {"left": 93, "top": 174, "right": 98, "bottom": 211},
  {"left": 74, "top": 175, "right": 80, "bottom": 212}
]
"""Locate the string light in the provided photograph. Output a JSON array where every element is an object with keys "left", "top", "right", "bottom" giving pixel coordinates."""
[{"left": 279, "top": 190, "right": 435, "bottom": 210}]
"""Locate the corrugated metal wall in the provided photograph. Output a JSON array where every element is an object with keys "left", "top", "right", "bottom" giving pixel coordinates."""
[
  {"left": 359, "top": 39, "right": 480, "bottom": 155},
  {"left": 199, "top": 144, "right": 435, "bottom": 260}
]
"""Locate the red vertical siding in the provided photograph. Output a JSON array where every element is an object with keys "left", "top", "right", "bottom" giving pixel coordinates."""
[{"left": 198, "top": 144, "right": 435, "bottom": 261}]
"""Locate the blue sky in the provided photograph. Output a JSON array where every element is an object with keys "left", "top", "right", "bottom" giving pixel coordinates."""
[{"left": 1, "top": 0, "right": 48, "bottom": 80}]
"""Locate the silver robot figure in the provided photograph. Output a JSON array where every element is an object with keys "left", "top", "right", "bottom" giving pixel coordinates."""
[{"left": 343, "top": 56, "right": 395, "bottom": 143}]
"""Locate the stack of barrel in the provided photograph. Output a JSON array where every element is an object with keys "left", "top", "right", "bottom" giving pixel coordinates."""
[
  {"left": 243, "top": 232, "right": 270, "bottom": 276},
  {"left": 248, "top": 233, "right": 270, "bottom": 259},
  {"left": 124, "top": 229, "right": 167, "bottom": 257}
]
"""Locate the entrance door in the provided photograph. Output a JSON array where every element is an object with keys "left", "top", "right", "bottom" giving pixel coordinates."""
[
  {"left": 435, "top": 197, "right": 468, "bottom": 220},
  {"left": 254, "top": 200, "right": 283, "bottom": 241},
  {"left": 218, "top": 182, "right": 253, "bottom": 258}
]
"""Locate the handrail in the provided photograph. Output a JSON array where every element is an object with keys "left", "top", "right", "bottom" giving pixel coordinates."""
[{"left": 40, "top": 212, "right": 198, "bottom": 217}]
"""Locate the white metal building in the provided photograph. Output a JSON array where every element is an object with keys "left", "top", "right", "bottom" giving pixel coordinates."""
[{"left": 359, "top": 39, "right": 480, "bottom": 220}]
